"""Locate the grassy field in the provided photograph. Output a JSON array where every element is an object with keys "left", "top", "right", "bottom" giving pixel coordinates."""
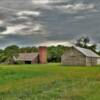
[{"left": 0, "top": 63, "right": 100, "bottom": 100}]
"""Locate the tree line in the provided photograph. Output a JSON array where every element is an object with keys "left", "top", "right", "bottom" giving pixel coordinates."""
[
  {"left": 0, "top": 37, "right": 99, "bottom": 64},
  {"left": 0, "top": 45, "right": 67, "bottom": 64}
]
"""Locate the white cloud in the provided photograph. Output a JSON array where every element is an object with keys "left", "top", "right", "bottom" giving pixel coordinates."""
[
  {"left": 1, "top": 25, "right": 27, "bottom": 35},
  {"left": 26, "top": 24, "right": 48, "bottom": 35},
  {"left": 32, "top": 1, "right": 97, "bottom": 13},
  {"left": 16, "top": 11, "right": 41, "bottom": 17},
  {"left": 32, "top": 0, "right": 52, "bottom": 9},
  {"left": 32, "top": 0, "right": 50, "bottom": 5},
  {"left": 57, "top": 3, "right": 97, "bottom": 14},
  {"left": 21, "top": 24, "right": 44, "bottom": 34},
  {"left": 38, "top": 40, "right": 72, "bottom": 47},
  {"left": 0, "top": 20, "right": 3, "bottom": 25},
  {"left": 32, "top": 0, "right": 65, "bottom": 5},
  {"left": 32, "top": 0, "right": 68, "bottom": 9},
  {"left": 17, "top": 16, "right": 28, "bottom": 20},
  {"left": 31, "top": 24, "right": 42, "bottom": 32},
  {"left": 1, "top": 23, "right": 46, "bottom": 35}
]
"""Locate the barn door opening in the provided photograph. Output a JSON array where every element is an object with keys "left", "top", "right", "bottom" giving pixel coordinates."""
[{"left": 25, "top": 61, "right": 31, "bottom": 64}]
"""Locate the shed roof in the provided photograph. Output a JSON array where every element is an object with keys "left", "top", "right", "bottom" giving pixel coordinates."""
[
  {"left": 15, "top": 53, "right": 38, "bottom": 61},
  {"left": 74, "top": 46, "right": 100, "bottom": 58}
]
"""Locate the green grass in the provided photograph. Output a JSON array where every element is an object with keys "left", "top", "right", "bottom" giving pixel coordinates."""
[{"left": 0, "top": 63, "right": 99, "bottom": 100}]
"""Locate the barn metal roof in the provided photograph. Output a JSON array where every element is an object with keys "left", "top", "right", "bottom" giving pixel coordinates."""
[
  {"left": 15, "top": 53, "right": 38, "bottom": 61},
  {"left": 74, "top": 46, "right": 100, "bottom": 58}
]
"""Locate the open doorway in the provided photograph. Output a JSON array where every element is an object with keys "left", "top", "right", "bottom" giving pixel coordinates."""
[{"left": 25, "top": 61, "right": 32, "bottom": 64}]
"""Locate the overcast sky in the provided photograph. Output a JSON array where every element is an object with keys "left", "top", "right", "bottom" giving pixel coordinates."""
[{"left": 0, "top": 0, "right": 100, "bottom": 49}]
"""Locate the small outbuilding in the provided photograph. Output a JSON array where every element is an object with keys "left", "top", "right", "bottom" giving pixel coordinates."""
[
  {"left": 13, "top": 46, "right": 47, "bottom": 64},
  {"left": 61, "top": 46, "right": 100, "bottom": 66},
  {"left": 14, "top": 53, "right": 39, "bottom": 64}
]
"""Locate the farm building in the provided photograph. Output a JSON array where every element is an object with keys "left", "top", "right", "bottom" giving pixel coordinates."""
[
  {"left": 61, "top": 46, "right": 100, "bottom": 66},
  {"left": 13, "top": 46, "right": 47, "bottom": 64}
]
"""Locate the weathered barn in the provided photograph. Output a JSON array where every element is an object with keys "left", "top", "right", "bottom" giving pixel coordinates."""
[
  {"left": 14, "top": 53, "right": 39, "bottom": 64},
  {"left": 61, "top": 46, "right": 100, "bottom": 66},
  {"left": 13, "top": 46, "right": 47, "bottom": 64}
]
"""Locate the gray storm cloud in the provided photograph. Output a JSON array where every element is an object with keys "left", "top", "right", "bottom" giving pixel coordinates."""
[{"left": 0, "top": 0, "right": 99, "bottom": 49}]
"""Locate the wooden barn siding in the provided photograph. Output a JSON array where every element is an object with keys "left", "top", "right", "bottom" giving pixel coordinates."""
[
  {"left": 61, "top": 47, "right": 86, "bottom": 66},
  {"left": 86, "top": 57, "right": 97, "bottom": 66},
  {"left": 97, "top": 58, "right": 100, "bottom": 65},
  {"left": 31, "top": 56, "right": 39, "bottom": 64}
]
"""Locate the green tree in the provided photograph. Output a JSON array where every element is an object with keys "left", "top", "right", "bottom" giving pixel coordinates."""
[
  {"left": 83, "top": 37, "right": 90, "bottom": 47},
  {"left": 4, "top": 45, "right": 19, "bottom": 64},
  {"left": 76, "top": 37, "right": 84, "bottom": 47},
  {"left": 76, "top": 37, "right": 97, "bottom": 53},
  {"left": 19, "top": 47, "right": 38, "bottom": 53},
  {"left": 47, "top": 45, "right": 67, "bottom": 62},
  {"left": 88, "top": 44, "right": 97, "bottom": 52}
]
